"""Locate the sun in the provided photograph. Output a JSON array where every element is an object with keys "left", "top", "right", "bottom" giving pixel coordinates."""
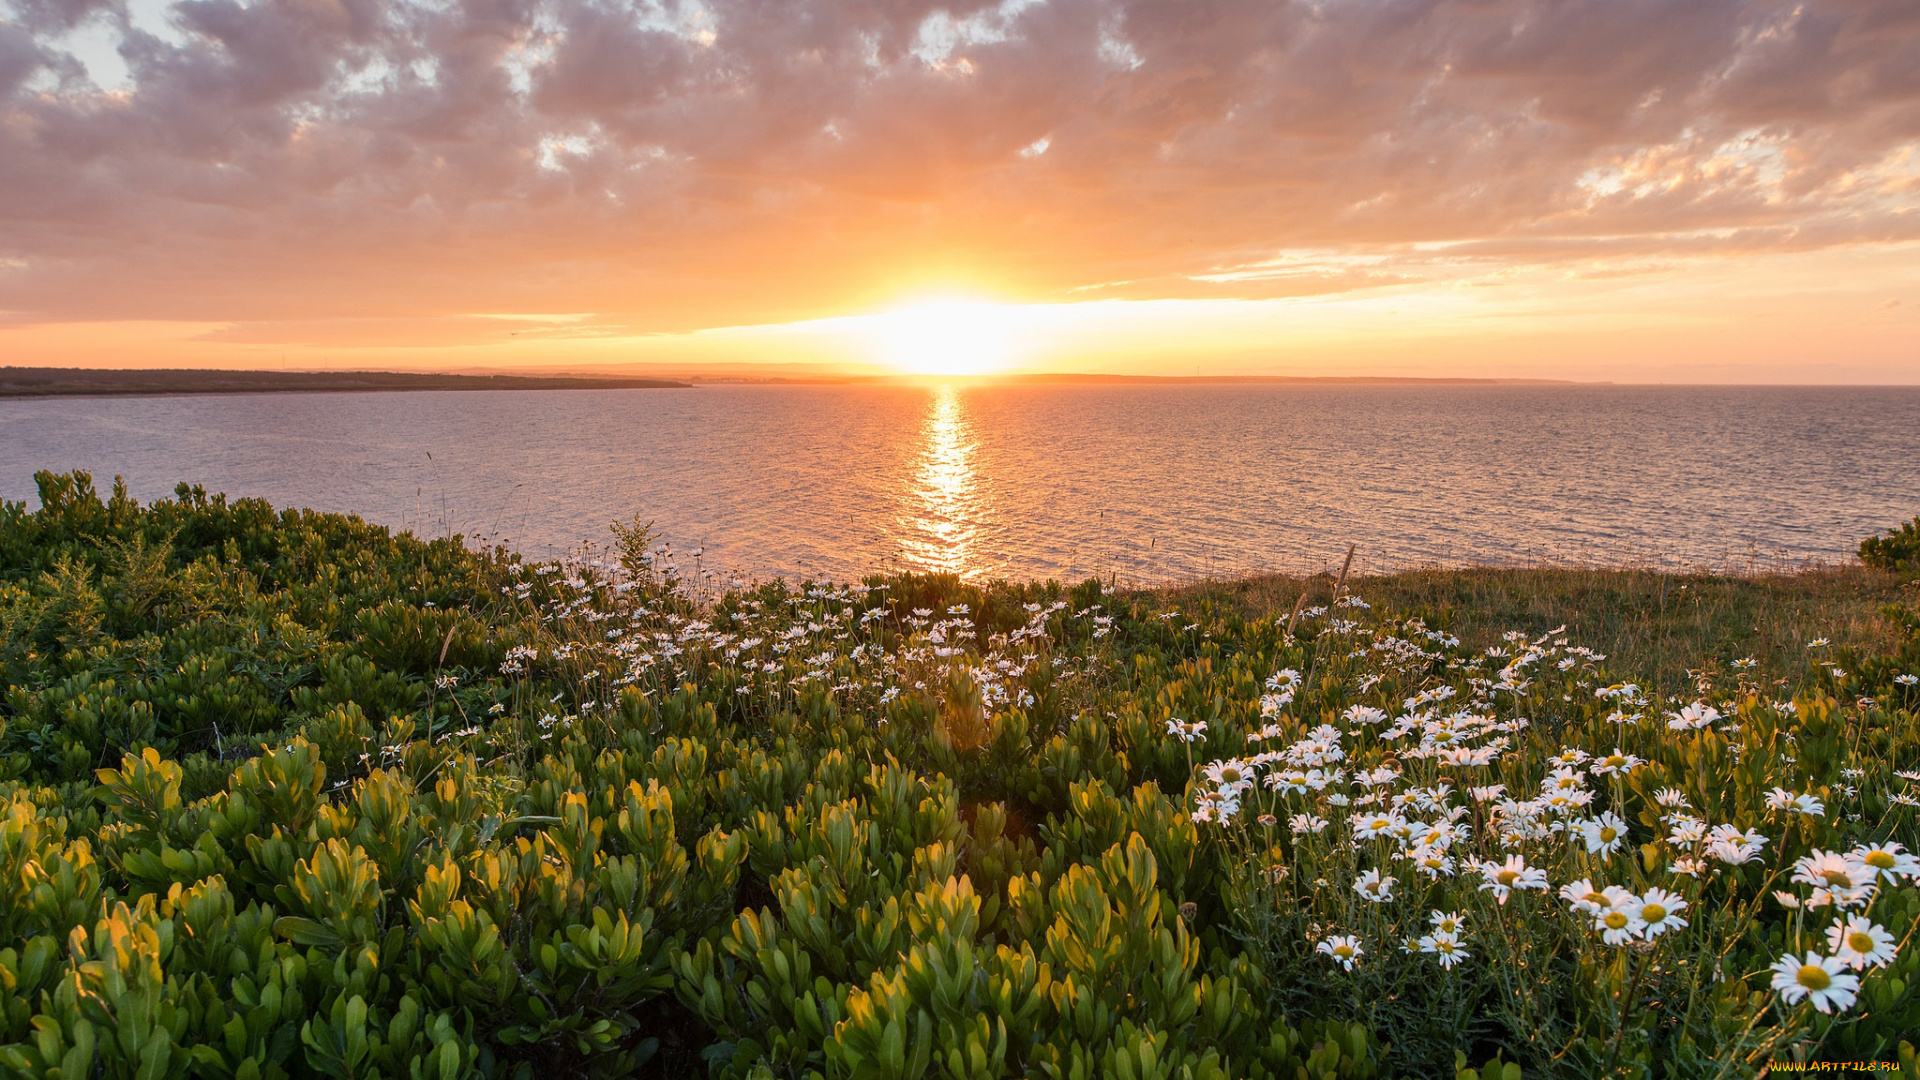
[{"left": 867, "top": 298, "right": 1020, "bottom": 376}]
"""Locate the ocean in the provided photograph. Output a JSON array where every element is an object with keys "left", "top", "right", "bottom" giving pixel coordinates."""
[{"left": 3, "top": 382, "right": 1916, "bottom": 583}]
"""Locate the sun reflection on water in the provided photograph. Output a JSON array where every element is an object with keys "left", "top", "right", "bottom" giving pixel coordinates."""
[{"left": 899, "top": 385, "right": 985, "bottom": 575}]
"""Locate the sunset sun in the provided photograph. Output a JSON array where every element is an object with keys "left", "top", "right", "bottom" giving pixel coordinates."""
[{"left": 867, "top": 299, "right": 1021, "bottom": 377}]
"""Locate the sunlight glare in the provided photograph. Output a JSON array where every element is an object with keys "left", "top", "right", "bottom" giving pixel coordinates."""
[{"left": 868, "top": 299, "right": 1019, "bottom": 376}]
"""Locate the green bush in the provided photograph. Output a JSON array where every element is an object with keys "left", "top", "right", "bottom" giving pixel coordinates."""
[
  {"left": 1, "top": 474, "right": 1918, "bottom": 1079},
  {"left": 1862, "top": 517, "right": 1920, "bottom": 573}
]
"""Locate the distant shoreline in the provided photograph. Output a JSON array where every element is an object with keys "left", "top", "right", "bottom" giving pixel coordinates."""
[{"left": 0, "top": 367, "right": 692, "bottom": 399}]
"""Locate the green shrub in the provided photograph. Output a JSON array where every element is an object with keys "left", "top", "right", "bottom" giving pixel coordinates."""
[{"left": 1861, "top": 517, "right": 1920, "bottom": 573}]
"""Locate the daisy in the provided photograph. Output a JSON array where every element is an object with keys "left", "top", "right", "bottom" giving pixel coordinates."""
[
  {"left": 1317, "top": 935, "right": 1363, "bottom": 970},
  {"left": 1203, "top": 759, "right": 1256, "bottom": 794},
  {"left": 1708, "top": 840, "right": 1761, "bottom": 865},
  {"left": 1289, "top": 813, "right": 1329, "bottom": 835},
  {"left": 1588, "top": 749, "right": 1644, "bottom": 777},
  {"left": 1475, "top": 856, "right": 1548, "bottom": 904},
  {"left": 1406, "top": 846, "right": 1456, "bottom": 878},
  {"left": 1766, "top": 788, "right": 1825, "bottom": 817},
  {"left": 1352, "top": 811, "right": 1405, "bottom": 841},
  {"left": 1631, "top": 888, "right": 1688, "bottom": 938},
  {"left": 1792, "top": 850, "right": 1870, "bottom": 893},
  {"left": 1560, "top": 879, "right": 1634, "bottom": 917},
  {"left": 1666, "top": 817, "right": 1707, "bottom": 845},
  {"left": 1417, "top": 932, "right": 1469, "bottom": 969},
  {"left": 1166, "top": 719, "right": 1208, "bottom": 743},
  {"left": 1430, "top": 910, "right": 1467, "bottom": 935},
  {"left": 1849, "top": 841, "right": 1920, "bottom": 884},
  {"left": 1668, "top": 703, "right": 1721, "bottom": 731},
  {"left": 1594, "top": 906, "right": 1644, "bottom": 946},
  {"left": 1770, "top": 952, "right": 1859, "bottom": 1014},
  {"left": 1826, "top": 917, "right": 1897, "bottom": 970},
  {"left": 1542, "top": 767, "right": 1587, "bottom": 794},
  {"left": 1354, "top": 870, "right": 1396, "bottom": 903},
  {"left": 1577, "top": 812, "right": 1629, "bottom": 858}
]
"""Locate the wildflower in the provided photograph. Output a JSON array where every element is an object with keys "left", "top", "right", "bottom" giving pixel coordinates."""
[
  {"left": 1672, "top": 857, "right": 1708, "bottom": 877},
  {"left": 1826, "top": 917, "right": 1897, "bottom": 970},
  {"left": 1343, "top": 705, "right": 1388, "bottom": 726},
  {"left": 1668, "top": 702, "right": 1721, "bottom": 731},
  {"left": 1417, "top": 932, "right": 1469, "bottom": 969},
  {"left": 1194, "top": 789, "right": 1239, "bottom": 824},
  {"left": 1560, "top": 879, "right": 1634, "bottom": 917},
  {"left": 1406, "top": 846, "right": 1456, "bottom": 878},
  {"left": 1430, "top": 910, "right": 1467, "bottom": 935},
  {"left": 1203, "top": 759, "right": 1256, "bottom": 794},
  {"left": 1631, "top": 888, "right": 1688, "bottom": 938},
  {"left": 1352, "top": 811, "right": 1406, "bottom": 841},
  {"left": 1808, "top": 638, "right": 1831, "bottom": 648},
  {"left": 1895, "top": 674, "right": 1918, "bottom": 687},
  {"left": 1469, "top": 784, "right": 1506, "bottom": 802},
  {"left": 1167, "top": 719, "right": 1209, "bottom": 743},
  {"left": 1541, "top": 767, "right": 1586, "bottom": 794},
  {"left": 1256, "top": 813, "right": 1278, "bottom": 828},
  {"left": 1594, "top": 906, "right": 1644, "bottom": 946},
  {"left": 1353, "top": 870, "right": 1396, "bottom": 903},
  {"left": 1770, "top": 952, "right": 1859, "bottom": 1014},
  {"left": 1653, "top": 787, "right": 1689, "bottom": 809},
  {"left": 1289, "top": 813, "right": 1329, "bottom": 835},
  {"left": 1588, "top": 749, "right": 1644, "bottom": 777},
  {"left": 1792, "top": 851, "right": 1872, "bottom": 894},
  {"left": 1474, "top": 856, "right": 1548, "bottom": 904},
  {"left": 1849, "top": 841, "right": 1920, "bottom": 883},
  {"left": 1317, "top": 935, "right": 1363, "bottom": 970},
  {"left": 1707, "top": 839, "right": 1764, "bottom": 866},
  {"left": 1577, "top": 812, "right": 1629, "bottom": 858}
]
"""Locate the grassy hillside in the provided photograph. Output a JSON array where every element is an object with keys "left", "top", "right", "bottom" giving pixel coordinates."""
[{"left": 2, "top": 472, "right": 1918, "bottom": 1079}]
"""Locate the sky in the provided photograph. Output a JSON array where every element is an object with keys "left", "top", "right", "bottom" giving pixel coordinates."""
[{"left": 2, "top": 0, "right": 1918, "bottom": 381}]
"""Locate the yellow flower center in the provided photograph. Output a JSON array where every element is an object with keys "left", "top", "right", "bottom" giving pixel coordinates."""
[
  {"left": 1604, "top": 912, "right": 1629, "bottom": 929},
  {"left": 1865, "top": 851, "right": 1895, "bottom": 869},
  {"left": 1848, "top": 931, "right": 1875, "bottom": 954},
  {"left": 1334, "top": 945, "right": 1353, "bottom": 958},
  {"left": 1497, "top": 870, "right": 1520, "bottom": 885},
  {"left": 1822, "top": 870, "right": 1855, "bottom": 887},
  {"left": 1600, "top": 827, "right": 1618, "bottom": 843},
  {"left": 1583, "top": 891, "right": 1607, "bottom": 906},
  {"left": 1797, "top": 964, "right": 1831, "bottom": 991},
  {"left": 1642, "top": 904, "right": 1666, "bottom": 923}
]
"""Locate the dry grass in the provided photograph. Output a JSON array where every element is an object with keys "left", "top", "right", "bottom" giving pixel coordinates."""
[{"left": 1149, "top": 565, "right": 1917, "bottom": 695}]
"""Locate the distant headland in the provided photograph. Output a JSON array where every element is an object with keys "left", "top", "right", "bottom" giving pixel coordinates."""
[{"left": 0, "top": 367, "right": 691, "bottom": 399}]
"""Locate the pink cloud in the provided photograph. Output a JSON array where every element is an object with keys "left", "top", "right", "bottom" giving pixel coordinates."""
[{"left": 2, "top": 0, "right": 1918, "bottom": 331}]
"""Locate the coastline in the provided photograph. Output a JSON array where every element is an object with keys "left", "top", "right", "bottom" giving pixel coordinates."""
[{"left": 0, "top": 366, "right": 692, "bottom": 399}]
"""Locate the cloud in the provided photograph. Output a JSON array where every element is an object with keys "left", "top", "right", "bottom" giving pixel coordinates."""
[{"left": 3, "top": 0, "right": 1919, "bottom": 332}]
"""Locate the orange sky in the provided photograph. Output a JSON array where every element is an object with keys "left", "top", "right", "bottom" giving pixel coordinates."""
[{"left": 3, "top": 0, "right": 1919, "bottom": 381}]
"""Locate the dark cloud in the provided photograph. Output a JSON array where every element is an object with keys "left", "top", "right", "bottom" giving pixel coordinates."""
[{"left": 2, "top": 0, "right": 1918, "bottom": 327}]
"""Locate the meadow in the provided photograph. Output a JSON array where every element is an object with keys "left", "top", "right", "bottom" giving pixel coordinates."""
[{"left": 2, "top": 471, "right": 1918, "bottom": 1079}]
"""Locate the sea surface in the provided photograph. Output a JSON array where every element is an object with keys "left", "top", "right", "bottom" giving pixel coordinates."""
[{"left": 3, "top": 383, "right": 1917, "bottom": 584}]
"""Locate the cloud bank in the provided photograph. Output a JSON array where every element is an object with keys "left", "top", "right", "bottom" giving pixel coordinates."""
[{"left": 2, "top": 0, "right": 1918, "bottom": 344}]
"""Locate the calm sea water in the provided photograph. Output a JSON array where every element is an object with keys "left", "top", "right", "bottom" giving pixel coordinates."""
[{"left": 2, "top": 383, "right": 1916, "bottom": 583}]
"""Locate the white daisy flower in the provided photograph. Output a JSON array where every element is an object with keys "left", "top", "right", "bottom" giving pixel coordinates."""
[
  {"left": 1770, "top": 952, "right": 1859, "bottom": 1014},
  {"left": 1826, "top": 917, "right": 1897, "bottom": 970},
  {"left": 1317, "top": 934, "right": 1363, "bottom": 970}
]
